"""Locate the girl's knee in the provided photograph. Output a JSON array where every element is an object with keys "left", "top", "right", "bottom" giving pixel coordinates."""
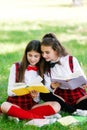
[
  {"left": 1, "top": 102, "right": 7, "bottom": 109},
  {"left": 51, "top": 101, "right": 61, "bottom": 113},
  {"left": 1, "top": 102, "right": 12, "bottom": 113}
]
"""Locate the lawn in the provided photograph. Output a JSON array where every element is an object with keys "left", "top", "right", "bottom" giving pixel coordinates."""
[{"left": 0, "top": 0, "right": 87, "bottom": 130}]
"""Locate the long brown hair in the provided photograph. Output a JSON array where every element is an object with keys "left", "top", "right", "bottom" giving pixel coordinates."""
[
  {"left": 41, "top": 32, "right": 68, "bottom": 57},
  {"left": 40, "top": 33, "right": 69, "bottom": 78},
  {"left": 18, "top": 40, "right": 41, "bottom": 82}
]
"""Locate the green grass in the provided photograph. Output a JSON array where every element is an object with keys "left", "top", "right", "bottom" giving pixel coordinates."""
[
  {"left": 0, "top": 20, "right": 87, "bottom": 130},
  {"left": 0, "top": 1, "right": 87, "bottom": 129}
]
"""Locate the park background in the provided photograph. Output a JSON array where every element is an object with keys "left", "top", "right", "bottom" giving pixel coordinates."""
[{"left": 0, "top": 0, "right": 87, "bottom": 130}]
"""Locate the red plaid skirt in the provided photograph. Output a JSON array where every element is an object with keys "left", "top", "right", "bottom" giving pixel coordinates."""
[
  {"left": 54, "top": 88, "right": 87, "bottom": 106},
  {"left": 7, "top": 94, "right": 38, "bottom": 110}
]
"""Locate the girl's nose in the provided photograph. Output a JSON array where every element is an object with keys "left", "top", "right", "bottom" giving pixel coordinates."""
[{"left": 42, "top": 53, "right": 47, "bottom": 58}]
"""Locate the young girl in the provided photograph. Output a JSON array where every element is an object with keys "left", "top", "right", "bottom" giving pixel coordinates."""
[
  {"left": 40, "top": 33, "right": 87, "bottom": 112},
  {"left": 1, "top": 40, "right": 60, "bottom": 119}
]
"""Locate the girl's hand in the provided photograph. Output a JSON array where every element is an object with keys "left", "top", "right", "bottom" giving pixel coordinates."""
[
  {"left": 82, "top": 84, "right": 87, "bottom": 90},
  {"left": 51, "top": 82, "right": 61, "bottom": 89},
  {"left": 30, "top": 90, "right": 39, "bottom": 98}
]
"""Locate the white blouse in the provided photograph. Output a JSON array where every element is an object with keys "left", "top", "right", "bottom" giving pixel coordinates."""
[
  {"left": 7, "top": 64, "right": 40, "bottom": 102},
  {"left": 44, "top": 55, "right": 86, "bottom": 91}
]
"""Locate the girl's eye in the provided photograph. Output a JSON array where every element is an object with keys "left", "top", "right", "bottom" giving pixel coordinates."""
[
  {"left": 41, "top": 51, "right": 50, "bottom": 55},
  {"left": 28, "top": 54, "right": 32, "bottom": 57},
  {"left": 46, "top": 51, "right": 50, "bottom": 54},
  {"left": 35, "top": 55, "right": 39, "bottom": 58}
]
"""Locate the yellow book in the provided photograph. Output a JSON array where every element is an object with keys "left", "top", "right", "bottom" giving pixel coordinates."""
[{"left": 12, "top": 83, "right": 50, "bottom": 96}]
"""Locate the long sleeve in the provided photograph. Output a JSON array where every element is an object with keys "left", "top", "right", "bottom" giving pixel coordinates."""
[
  {"left": 7, "top": 64, "right": 16, "bottom": 96},
  {"left": 44, "top": 73, "right": 53, "bottom": 92},
  {"left": 73, "top": 57, "right": 86, "bottom": 78}
]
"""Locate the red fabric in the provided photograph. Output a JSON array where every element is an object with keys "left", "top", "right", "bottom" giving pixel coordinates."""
[
  {"left": 7, "top": 105, "right": 55, "bottom": 119},
  {"left": 7, "top": 94, "right": 37, "bottom": 110},
  {"left": 15, "top": 62, "right": 19, "bottom": 82},
  {"left": 7, "top": 106, "right": 43, "bottom": 119},
  {"left": 27, "top": 65, "right": 38, "bottom": 71},
  {"left": 69, "top": 56, "right": 73, "bottom": 72},
  {"left": 31, "top": 105, "right": 55, "bottom": 116},
  {"left": 0, "top": 106, "right": 2, "bottom": 114},
  {"left": 54, "top": 87, "right": 87, "bottom": 105}
]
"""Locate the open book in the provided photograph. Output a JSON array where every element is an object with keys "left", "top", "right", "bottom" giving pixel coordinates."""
[
  {"left": 57, "top": 115, "right": 87, "bottom": 126},
  {"left": 25, "top": 115, "right": 87, "bottom": 127},
  {"left": 52, "top": 71, "right": 87, "bottom": 90},
  {"left": 12, "top": 76, "right": 50, "bottom": 96}
]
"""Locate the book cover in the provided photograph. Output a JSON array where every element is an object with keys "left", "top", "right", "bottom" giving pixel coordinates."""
[
  {"left": 12, "top": 83, "right": 50, "bottom": 96},
  {"left": 12, "top": 76, "right": 50, "bottom": 96}
]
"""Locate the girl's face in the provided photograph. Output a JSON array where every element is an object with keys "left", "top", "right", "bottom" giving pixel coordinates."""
[
  {"left": 41, "top": 45, "right": 58, "bottom": 62},
  {"left": 27, "top": 50, "right": 41, "bottom": 66}
]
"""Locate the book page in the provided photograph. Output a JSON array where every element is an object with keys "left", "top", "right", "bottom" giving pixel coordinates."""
[
  {"left": 13, "top": 83, "right": 27, "bottom": 89},
  {"left": 57, "top": 116, "right": 79, "bottom": 126},
  {"left": 13, "top": 76, "right": 43, "bottom": 89},
  {"left": 52, "top": 71, "right": 83, "bottom": 80},
  {"left": 52, "top": 75, "right": 87, "bottom": 90},
  {"left": 29, "top": 75, "right": 43, "bottom": 85},
  {"left": 68, "top": 76, "right": 87, "bottom": 89},
  {"left": 57, "top": 115, "right": 87, "bottom": 126}
]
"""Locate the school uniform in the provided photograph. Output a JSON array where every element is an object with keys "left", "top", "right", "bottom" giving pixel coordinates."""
[
  {"left": 7, "top": 63, "right": 39, "bottom": 110},
  {"left": 6, "top": 63, "right": 56, "bottom": 119},
  {"left": 44, "top": 55, "right": 87, "bottom": 106}
]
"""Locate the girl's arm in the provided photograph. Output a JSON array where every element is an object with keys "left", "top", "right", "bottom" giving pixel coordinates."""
[
  {"left": 7, "top": 64, "right": 16, "bottom": 96},
  {"left": 73, "top": 57, "right": 86, "bottom": 78},
  {"left": 73, "top": 57, "right": 87, "bottom": 90},
  {"left": 44, "top": 73, "right": 54, "bottom": 92}
]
